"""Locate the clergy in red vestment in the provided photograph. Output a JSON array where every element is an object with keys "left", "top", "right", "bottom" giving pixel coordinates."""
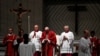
[
  {"left": 41, "top": 26, "right": 56, "bottom": 56},
  {"left": 97, "top": 39, "right": 100, "bottom": 56},
  {"left": 90, "top": 31, "right": 98, "bottom": 56},
  {"left": 3, "top": 28, "right": 17, "bottom": 56}
]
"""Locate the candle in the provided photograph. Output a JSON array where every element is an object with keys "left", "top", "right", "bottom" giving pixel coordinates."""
[{"left": 28, "top": 16, "right": 30, "bottom": 33}]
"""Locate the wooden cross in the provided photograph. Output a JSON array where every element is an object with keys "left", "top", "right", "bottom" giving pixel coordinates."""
[
  {"left": 68, "top": 1, "right": 87, "bottom": 34},
  {"left": 10, "top": 3, "right": 31, "bottom": 32}
]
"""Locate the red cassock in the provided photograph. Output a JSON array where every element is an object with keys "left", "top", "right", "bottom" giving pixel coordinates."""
[
  {"left": 90, "top": 37, "right": 98, "bottom": 56},
  {"left": 41, "top": 30, "right": 56, "bottom": 56},
  {"left": 3, "top": 34, "right": 17, "bottom": 56}
]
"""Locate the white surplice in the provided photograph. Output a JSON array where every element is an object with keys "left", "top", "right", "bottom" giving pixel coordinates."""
[
  {"left": 19, "top": 42, "right": 35, "bottom": 56},
  {"left": 29, "top": 31, "right": 42, "bottom": 51},
  {"left": 60, "top": 31, "right": 74, "bottom": 54}
]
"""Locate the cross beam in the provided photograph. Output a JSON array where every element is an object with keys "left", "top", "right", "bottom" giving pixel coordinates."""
[{"left": 68, "top": 4, "right": 87, "bottom": 34}]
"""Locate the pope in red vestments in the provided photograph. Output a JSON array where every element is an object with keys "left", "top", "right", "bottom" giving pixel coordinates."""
[
  {"left": 3, "top": 28, "right": 17, "bottom": 56},
  {"left": 90, "top": 31, "right": 98, "bottom": 56},
  {"left": 41, "top": 27, "right": 56, "bottom": 56}
]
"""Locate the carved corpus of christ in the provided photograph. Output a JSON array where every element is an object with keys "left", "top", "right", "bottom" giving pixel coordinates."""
[{"left": 10, "top": 3, "right": 31, "bottom": 32}]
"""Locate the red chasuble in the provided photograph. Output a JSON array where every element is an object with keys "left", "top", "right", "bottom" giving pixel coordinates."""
[
  {"left": 41, "top": 30, "right": 56, "bottom": 56},
  {"left": 3, "top": 34, "right": 17, "bottom": 56}
]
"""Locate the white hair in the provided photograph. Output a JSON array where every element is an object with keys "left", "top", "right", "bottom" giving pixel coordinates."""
[
  {"left": 45, "top": 26, "right": 49, "bottom": 30},
  {"left": 64, "top": 25, "right": 69, "bottom": 28}
]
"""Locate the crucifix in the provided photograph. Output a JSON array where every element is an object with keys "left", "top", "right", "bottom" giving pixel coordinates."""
[
  {"left": 68, "top": 1, "right": 87, "bottom": 34},
  {"left": 10, "top": 3, "right": 31, "bottom": 33}
]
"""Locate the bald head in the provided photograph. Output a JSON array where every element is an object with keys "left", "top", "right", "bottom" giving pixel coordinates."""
[
  {"left": 34, "top": 25, "right": 38, "bottom": 27},
  {"left": 44, "top": 26, "right": 49, "bottom": 31},
  {"left": 64, "top": 25, "right": 69, "bottom": 28},
  {"left": 8, "top": 28, "right": 13, "bottom": 34},
  {"left": 64, "top": 25, "right": 69, "bottom": 32}
]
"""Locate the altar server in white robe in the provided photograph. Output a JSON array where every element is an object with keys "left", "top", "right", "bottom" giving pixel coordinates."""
[
  {"left": 29, "top": 25, "right": 42, "bottom": 56},
  {"left": 78, "top": 30, "right": 91, "bottom": 56},
  {"left": 60, "top": 25, "right": 74, "bottom": 56},
  {"left": 19, "top": 34, "right": 35, "bottom": 56}
]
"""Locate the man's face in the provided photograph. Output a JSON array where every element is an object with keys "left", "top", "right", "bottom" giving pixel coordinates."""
[
  {"left": 8, "top": 28, "right": 13, "bottom": 34},
  {"left": 34, "top": 26, "right": 39, "bottom": 31},
  {"left": 64, "top": 28, "right": 69, "bottom": 32},
  {"left": 20, "top": 30, "right": 24, "bottom": 35},
  {"left": 84, "top": 30, "right": 90, "bottom": 37},
  {"left": 91, "top": 33, "right": 94, "bottom": 37},
  {"left": 44, "top": 27, "right": 49, "bottom": 34}
]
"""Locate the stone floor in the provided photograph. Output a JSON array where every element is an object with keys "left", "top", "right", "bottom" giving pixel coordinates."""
[
  {"left": 0, "top": 52, "right": 5, "bottom": 56},
  {"left": 0, "top": 39, "right": 5, "bottom": 56}
]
